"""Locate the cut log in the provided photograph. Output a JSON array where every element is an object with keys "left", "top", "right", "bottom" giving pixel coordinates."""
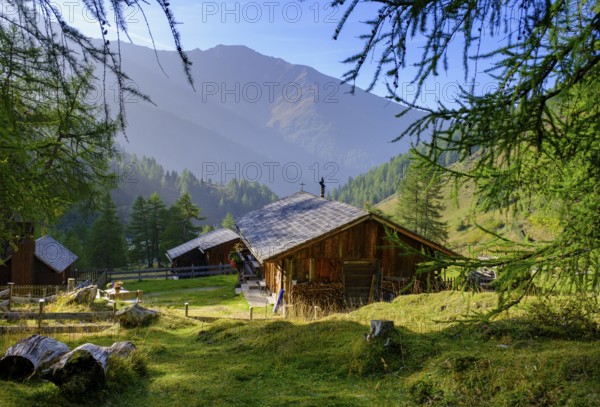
[
  {"left": 0, "top": 335, "right": 69, "bottom": 381},
  {"left": 46, "top": 341, "right": 136, "bottom": 395},
  {"left": 116, "top": 303, "right": 158, "bottom": 328},
  {"left": 365, "top": 320, "right": 395, "bottom": 341},
  {"left": 0, "top": 288, "right": 9, "bottom": 300},
  {"left": 65, "top": 285, "right": 97, "bottom": 306},
  {"left": 0, "top": 300, "right": 8, "bottom": 312}
]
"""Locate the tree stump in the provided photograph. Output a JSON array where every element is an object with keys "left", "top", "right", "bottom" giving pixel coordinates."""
[
  {"left": 66, "top": 285, "right": 97, "bottom": 306},
  {"left": 0, "top": 335, "right": 70, "bottom": 380},
  {"left": 116, "top": 304, "right": 158, "bottom": 328},
  {"left": 365, "top": 320, "right": 395, "bottom": 341},
  {"left": 46, "top": 341, "right": 136, "bottom": 395}
]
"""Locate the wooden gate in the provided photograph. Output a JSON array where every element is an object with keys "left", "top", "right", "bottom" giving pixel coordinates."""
[{"left": 343, "top": 260, "right": 378, "bottom": 305}]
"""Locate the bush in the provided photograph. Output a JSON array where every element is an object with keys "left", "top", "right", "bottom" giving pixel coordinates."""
[{"left": 525, "top": 295, "right": 600, "bottom": 340}]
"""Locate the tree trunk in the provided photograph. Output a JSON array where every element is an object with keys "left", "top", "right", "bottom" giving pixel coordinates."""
[
  {"left": 366, "top": 320, "right": 395, "bottom": 341},
  {"left": 66, "top": 285, "right": 97, "bottom": 306},
  {"left": 0, "top": 335, "right": 69, "bottom": 381},
  {"left": 46, "top": 341, "right": 136, "bottom": 395},
  {"left": 116, "top": 303, "right": 159, "bottom": 328}
]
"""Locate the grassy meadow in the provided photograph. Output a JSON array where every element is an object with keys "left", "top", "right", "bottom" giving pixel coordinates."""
[{"left": 1, "top": 275, "right": 599, "bottom": 406}]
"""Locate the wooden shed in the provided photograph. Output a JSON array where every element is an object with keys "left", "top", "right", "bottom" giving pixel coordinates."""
[
  {"left": 235, "top": 192, "right": 456, "bottom": 306},
  {"left": 0, "top": 235, "right": 78, "bottom": 285},
  {"left": 165, "top": 228, "right": 241, "bottom": 268}
]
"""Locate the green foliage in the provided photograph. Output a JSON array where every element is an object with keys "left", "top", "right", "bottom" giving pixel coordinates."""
[
  {"left": 160, "top": 193, "right": 204, "bottom": 256},
  {"left": 0, "top": 28, "right": 117, "bottom": 249},
  {"left": 330, "top": 150, "right": 412, "bottom": 207},
  {"left": 524, "top": 295, "right": 600, "bottom": 340},
  {"left": 221, "top": 212, "right": 236, "bottom": 230},
  {"left": 112, "top": 154, "right": 278, "bottom": 226},
  {"left": 127, "top": 193, "right": 167, "bottom": 267},
  {"left": 128, "top": 196, "right": 152, "bottom": 267},
  {"left": 395, "top": 157, "right": 448, "bottom": 244},
  {"left": 0, "top": 0, "right": 191, "bottom": 252},
  {"left": 336, "top": 0, "right": 600, "bottom": 300},
  {"left": 89, "top": 194, "right": 127, "bottom": 269}
]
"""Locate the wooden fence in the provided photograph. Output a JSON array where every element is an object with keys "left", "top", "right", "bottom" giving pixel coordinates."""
[
  {"left": 0, "top": 284, "right": 65, "bottom": 298},
  {"left": 72, "top": 268, "right": 106, "bottom": 284},
  {"left": 99, "top": 264, "right": 236, "bottom": 282}
]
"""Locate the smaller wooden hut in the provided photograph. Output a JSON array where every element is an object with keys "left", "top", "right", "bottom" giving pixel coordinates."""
[
  {"left": 165, "top": 228, "right": 241, "bottom": 268},
  {"left": 0, "top": 235, "right": 78, "bottom": 285}
]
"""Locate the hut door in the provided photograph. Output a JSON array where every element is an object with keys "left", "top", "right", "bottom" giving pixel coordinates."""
[{"left": 343, "top": 260, "right": 378, "bottom": 305}]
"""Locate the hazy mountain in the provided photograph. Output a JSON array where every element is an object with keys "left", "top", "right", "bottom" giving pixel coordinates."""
[{"left": 106, "top": 42, "right": 424, "bottom": 196}]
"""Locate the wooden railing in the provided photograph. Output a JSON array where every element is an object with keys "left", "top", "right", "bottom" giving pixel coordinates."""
[
  {"left": 0, "top": 284, "right": 65, "bottom": 298},
  {"left": 101, "top": 264, "right": 236, "bottom": 282}
]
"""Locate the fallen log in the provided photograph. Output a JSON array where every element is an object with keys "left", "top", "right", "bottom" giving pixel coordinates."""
[
  {"left": 0, "top": 335, "right": 69, "bottom": 381},
  {"left": 65, "top": 285, "right": 97, "bottom": 306},
  {"left": 116, "top": 303, "right": 158, "bottom": 328},
  {"left": 365, "top": 320, "right": 395, "bottom": 341},
  {"left": 0, "top": 300, "right": 8, "bottom": 312},
  {"left": 0, "top": 288, "right": 9, "bottom": 300},
  {"left": 46, "top": 341, "right": 136, "bottom": 395}
]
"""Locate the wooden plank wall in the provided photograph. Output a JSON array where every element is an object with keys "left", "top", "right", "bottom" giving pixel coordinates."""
[{"left": 262, "top": 219, "right": 437, "bottom": 298}]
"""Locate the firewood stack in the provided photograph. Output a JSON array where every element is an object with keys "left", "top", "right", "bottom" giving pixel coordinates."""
[{"left": 291, "top": 282, "right": 345, "bottom": 311}]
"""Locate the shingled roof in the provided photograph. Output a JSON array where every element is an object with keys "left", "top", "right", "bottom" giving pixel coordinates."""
[
  {"left": 235, "top": 192, "right": 368, "bottom": 263},
  {"left": 35, "top": 236, "right": 78, "bottom": 273},
  {"left": 165, "top": 228, "right": 240, "bottom": 261}
]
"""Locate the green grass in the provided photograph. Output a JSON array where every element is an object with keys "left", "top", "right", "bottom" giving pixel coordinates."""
[
  {"left": 124, "top": 275, "right": 249, "bottom": 319},
  {"left": 375, "top": 172, "right": 558, "bottom": 257},
  {"left": 1, "top": 284, "right": 599, "bottom": 406}
]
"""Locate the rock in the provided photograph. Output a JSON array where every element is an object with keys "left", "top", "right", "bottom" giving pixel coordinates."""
[{"left": 116, "top": 303, "right": 158, "bottom": 328}]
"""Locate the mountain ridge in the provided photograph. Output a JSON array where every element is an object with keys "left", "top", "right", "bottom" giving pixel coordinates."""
[{"left": 103, "top": 41, "right": 424, "bottom": 196}]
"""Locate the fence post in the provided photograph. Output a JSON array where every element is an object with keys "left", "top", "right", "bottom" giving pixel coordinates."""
[
  {"left": 313, "top": 306, "right": 319, "bottom": 321},
  {"left": 136, "top": 290, "right": 142, "bottom": 303},
  {"left": 67, "top": 278, "right": 75, "bottom": 292},
  {"left": 7, "top": 282, "right": 14, "bottom": 311},
  {"left": 113, "top": 302, "right": 117, "bottom": 321},
  {"left": 38, "top": 299, "right": 45, "bottom": 334},
  {"left": 185, "top": 302, "right": 189, "bottom": 318},
  {"left": 265, "top": 299, "right": 268, "bottom": 320},
  {"left": 249, "top": 306, "right": 253, "bottom": 321},
  {"left": 192, "top": 265, "right": 195, "bottom": 279},
  {"left": 165, "top": 269, "right": 168, "bottom": 280},
  {"left": 138, "top": 269, "right": 141, "bottom": 282}
]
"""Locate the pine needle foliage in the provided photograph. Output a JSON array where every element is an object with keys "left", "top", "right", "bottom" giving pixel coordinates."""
[
  {"left": 1, "top": 1, "right": 191, "bottom": 256},
  {"left": 335, "top": 0, "right": 600, "bottom": 304}
]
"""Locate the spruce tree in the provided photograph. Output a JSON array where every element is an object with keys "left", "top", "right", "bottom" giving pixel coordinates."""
[
  {"left": 396, "top": 160, "right": 448, "bottom": 244},
  {"left": 161, "top": 193, "right": 204, "bottom": 254},
  {"left": 128, "top": 196, "right": 152, "bottom": 267},
  {"left": 147, "top": 192, "right": 167, "bottom": 267},
  {"left": 89, "top": 194, "right": 127, "bottom": 269},
  {"left": 221, "top": 213, "right": 236, "bottom": 230}
]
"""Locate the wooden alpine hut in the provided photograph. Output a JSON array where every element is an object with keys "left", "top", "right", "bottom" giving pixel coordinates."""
[
  {"left": 0, "top": 235, "right": 78, "bottom": 285},
  {"left": 165, "top": 228, "right": 241, "bottom": 268},
  {"left": 235, "top": 191, "right": 456, "bottom": 307}
]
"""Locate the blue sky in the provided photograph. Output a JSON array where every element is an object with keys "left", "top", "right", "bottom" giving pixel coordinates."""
[{"left": 60, "top": 0, "right": 498, "bottom": 106}]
